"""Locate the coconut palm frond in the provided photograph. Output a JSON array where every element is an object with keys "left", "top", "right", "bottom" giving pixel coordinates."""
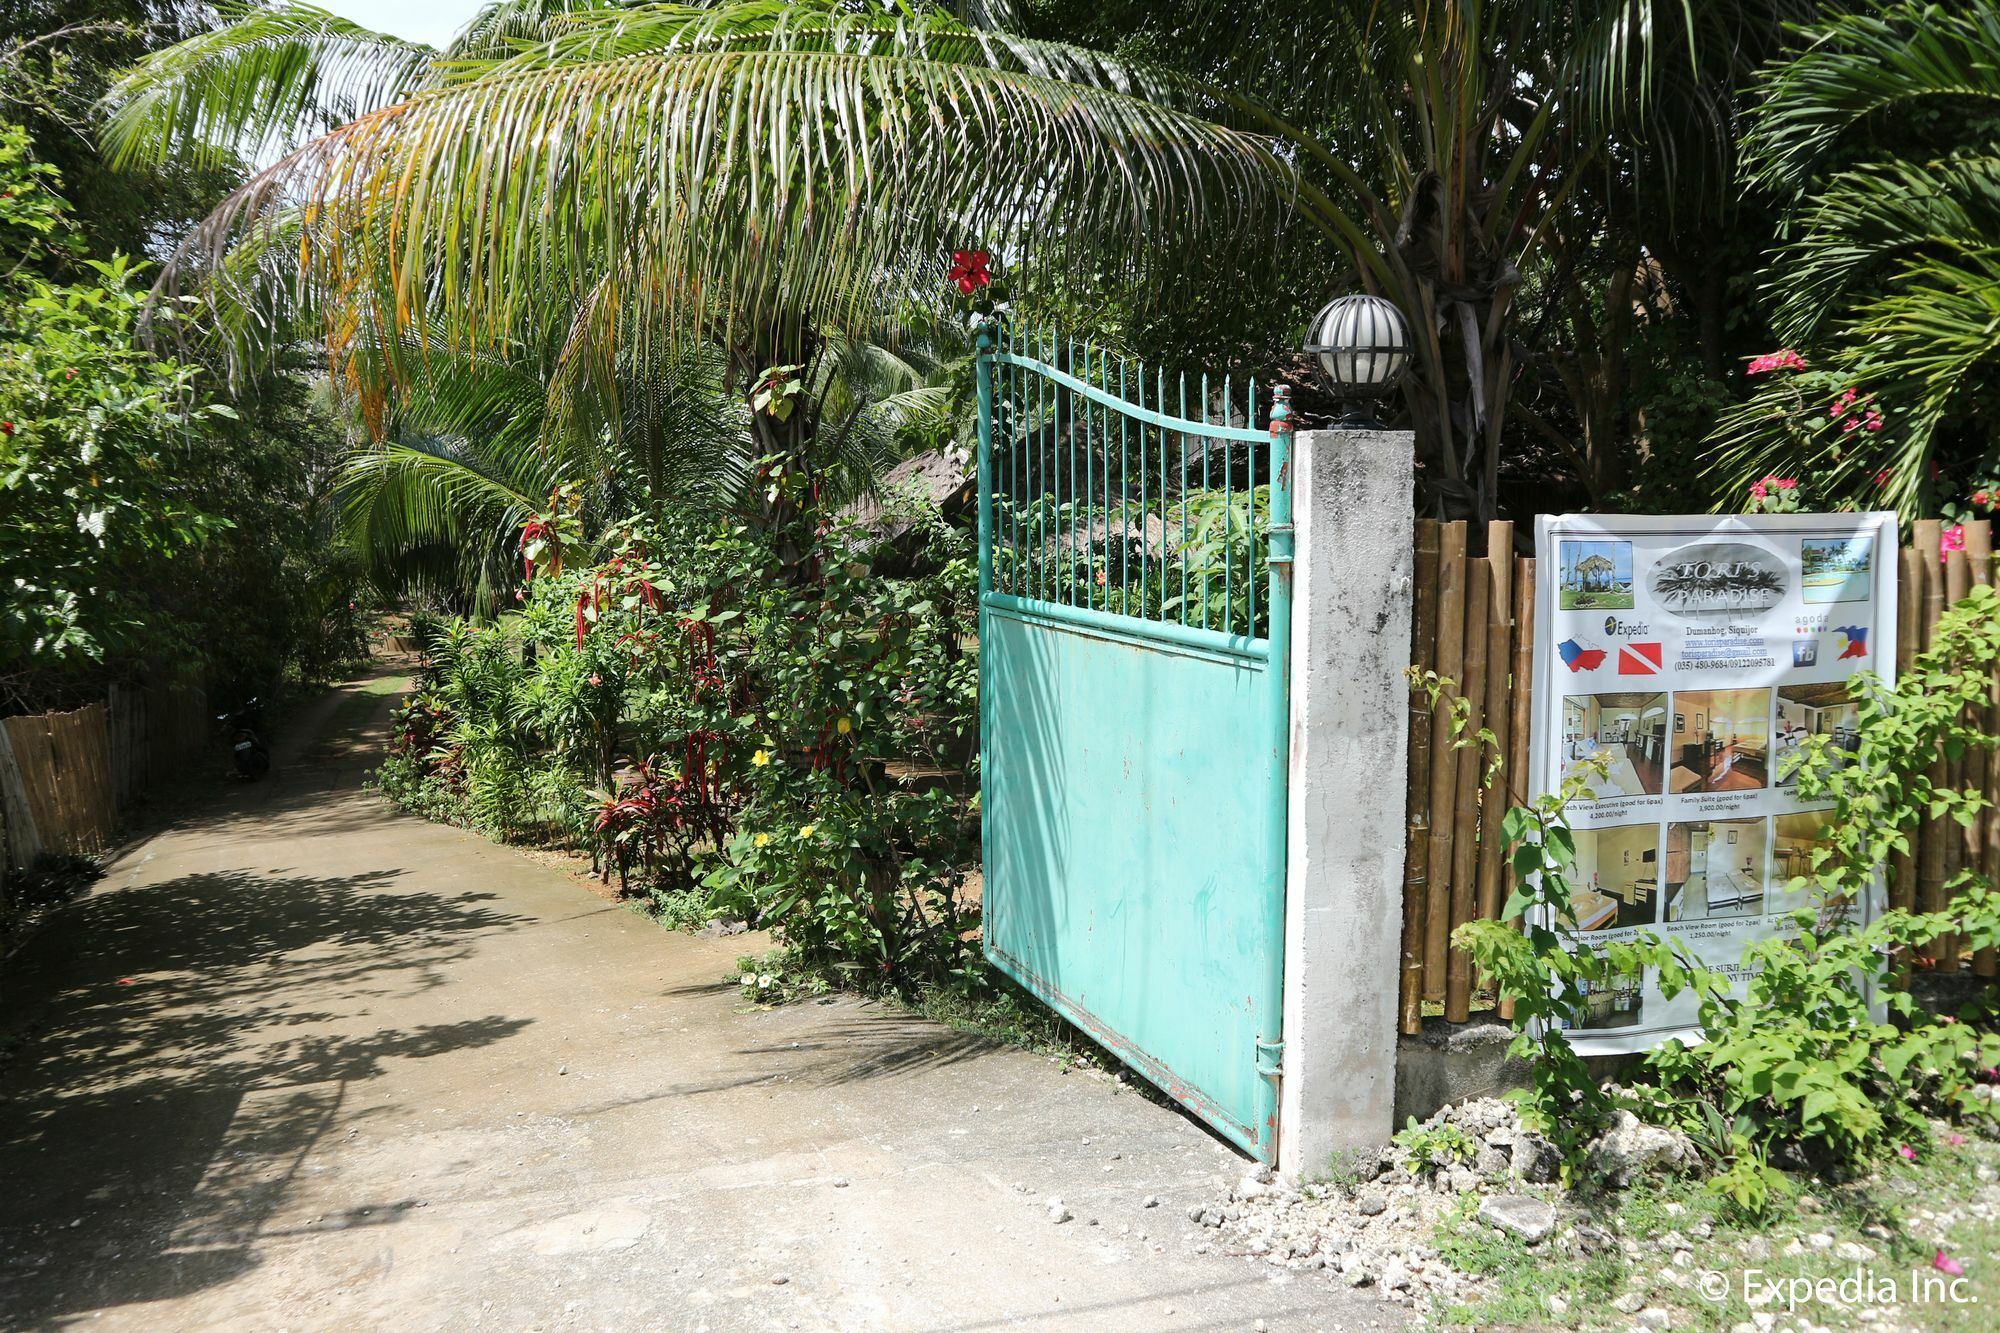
[
  {"left": 341, "top": 434, "right": 560, "bottom": 600},
  {"left": 441, "top": 0, "right": 625, "bottom": 66},
  {"left": 857, "top": 383, "right": 958, "bottom": 444},
  {"left": 100, "top": 2, "right": 440, "bottom": 171},
  {"left": 167, "top": 34, "right": 1291, "bottom": 408},
  {"left": 477, "top": 0, "right": 1245, "bottom": 121},
  {"left": 1704, "top": 0, "right": 2000, "bottom": 519},
  {"left": 1741, "top": 0, "right": 2000, "bottom": 197},
  {"left": 1766, "top": 154, "right": 2000, "bottom": 344}
]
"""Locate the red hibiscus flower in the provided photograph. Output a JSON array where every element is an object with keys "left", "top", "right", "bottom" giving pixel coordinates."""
[{"left": 947, "top": 249, "right": 993, "bottom": 295}]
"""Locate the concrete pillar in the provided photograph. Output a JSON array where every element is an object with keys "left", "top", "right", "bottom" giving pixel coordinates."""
[{"left": 1278, "top": 428, "right": 1415, "bottom": 1179}]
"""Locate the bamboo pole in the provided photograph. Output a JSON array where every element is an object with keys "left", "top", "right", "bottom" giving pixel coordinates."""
[
  {"left": 1972, "top": 521, "right": 1999, "bottom": 978},
  {"left": 1498, "top": 556, "right": 1536, "bottom": 1024},
  {"left": 1915, "top": 522, "right": 1952, "bottom": 967},
  {"left": 1423, "top": 521, "right": 1469, "bottom": 1002},
  {"left": 1940, "top": 544, "right": 1972, "bottom": 968},
  {"left": 1445, "top": 561, "right": 1491, "bottom": 1022},
  {"left": 1474, "top": 521, "right": 1516, "bottom": 1000},
  {"left": 1401, "top": 522, "right": 1442, "bottom": 1034},
  {"left": 1892, "top": 546, "right": 1922, "bottom": 917}
]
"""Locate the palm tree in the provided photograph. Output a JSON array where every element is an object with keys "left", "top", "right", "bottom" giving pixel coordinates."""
[
  {"left": 1703, "top": 0, "right": 2000, "bottom": 518},
  {"left": 107, "top": 0, "right": 1728, "bottom": 520},
  {"left": 340, "top": 321, "right": 959, "bottom": 611}
]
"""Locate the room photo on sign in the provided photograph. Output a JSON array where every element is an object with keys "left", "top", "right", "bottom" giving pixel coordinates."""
[
  {"left": 1561, "top": 692, "right": 1668, "bottom": 798},
  {"left": 1664, "top": 817, "right": 1769, "bottom": 923},
  {"left": 1666, "top": 688, "right": 1771, "bottom": 794},
  {"left": 1569, "top": 822, "right": 1663, "bottom": 933},
  {"left": 1773, "top": 682, "right": 1860, "bottom": 787}
]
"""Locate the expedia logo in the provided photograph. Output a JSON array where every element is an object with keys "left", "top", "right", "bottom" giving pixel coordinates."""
[{"left": 1601, "top": 616, "right": 1654, "bottom": 638}]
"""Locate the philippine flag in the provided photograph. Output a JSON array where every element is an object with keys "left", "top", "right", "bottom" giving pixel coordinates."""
[{"left": 1833, "top": 626, "right": 1869, "bottom": 660}]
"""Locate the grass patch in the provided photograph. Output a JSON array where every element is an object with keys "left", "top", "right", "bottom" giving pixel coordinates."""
[
  {"left": 645, "top": 886, "right": 714, "bottom": 932},
  {"left": 1437, "top": 1140, "right": 2000, "bottom": 1329}
]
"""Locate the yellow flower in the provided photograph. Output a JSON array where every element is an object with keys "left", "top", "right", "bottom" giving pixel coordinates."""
[
  {"left": 753, "top": 832, "right": 770, "bottom": 848},
  {"left": 835, "top": 717, "right": 853, "bottom": 735},
  {"left": 797, "top": 824, "right": 816, "bottom": 839},
  {"left": 751, "top": 749, "right": 771, "bottom": 767}
]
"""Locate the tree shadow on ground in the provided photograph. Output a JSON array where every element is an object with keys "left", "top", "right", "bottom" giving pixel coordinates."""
[{"left": 0, "top": 865, "right": 531, "bottom": 1329}]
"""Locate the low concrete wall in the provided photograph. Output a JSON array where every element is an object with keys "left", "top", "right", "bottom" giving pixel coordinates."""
[{"left": 1393, "top": 1018, "right": 1529, "bottom": 1126}]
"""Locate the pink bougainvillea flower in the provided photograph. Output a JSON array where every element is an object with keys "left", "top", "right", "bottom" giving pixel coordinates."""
[
  {"left": 1948, "top": 1132, "right": 1968, "bottom": 1147},
  {"left": 1934, "top": 1251, "right": 1966, "bottom": 1277},
  {"left": 1746, "top": 348, "right": 1806, "bottom": 375},
  {"left": 1775, "top": 478, "right": 1798, "bottom": 490},
  {"left": 1976, "top": 491, "right": 1993, "bottom": 508},
  {"left": 1943, "top": 524, "right": 1967, "bottom": 556},
  {"left": 1899, "top": 1144, "right": 1919, "bottom": 1160},
  {"left": 947, "top": 248, "right": 993, "bottom": 294},
  {"left": 1750, "top": 480, "right": 1769, "bottom": 499}
]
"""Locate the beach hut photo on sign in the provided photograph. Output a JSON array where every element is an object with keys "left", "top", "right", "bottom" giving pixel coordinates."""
[{"left": 1558, "top": 540, "right": 1635, "bottom": 609}]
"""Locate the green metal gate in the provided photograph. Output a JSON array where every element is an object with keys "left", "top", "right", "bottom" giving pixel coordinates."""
[{"left": 974, "top": 325, "right": 1293, "bottom": 1160}]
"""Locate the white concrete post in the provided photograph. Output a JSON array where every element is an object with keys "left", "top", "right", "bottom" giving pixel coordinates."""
[{"left": 1278, "top": 428, "right": 1415, "bottom": 1178}]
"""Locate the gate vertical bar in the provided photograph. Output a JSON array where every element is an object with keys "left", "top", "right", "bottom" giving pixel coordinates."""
[
  {"left": 975, "top": 326, "right": 997, "bottom": 958},
  {"left": 975, "top": 326, "right": 996, "bottom": 604},
  {"left": 1258, "top": 384, "right": 1296, "bottom": 1146}
]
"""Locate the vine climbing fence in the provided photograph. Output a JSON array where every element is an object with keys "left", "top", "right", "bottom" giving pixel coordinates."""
[{"left": 1401, "top": 516, "right": 2000, "bottom": 1035}]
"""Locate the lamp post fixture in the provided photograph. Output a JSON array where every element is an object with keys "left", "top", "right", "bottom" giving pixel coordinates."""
[{"left": 1303, "top": 294, "right": 1411, "bottom": 429}]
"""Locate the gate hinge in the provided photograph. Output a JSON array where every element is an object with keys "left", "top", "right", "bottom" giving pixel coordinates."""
[{"left": 1254, "top": 1036, "right": 1285, "bottom": 1078}]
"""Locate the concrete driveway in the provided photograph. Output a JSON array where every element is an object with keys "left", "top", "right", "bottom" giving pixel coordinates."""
[{"left": 0, "top": 671, "right": 1406, "bottom": 1332}]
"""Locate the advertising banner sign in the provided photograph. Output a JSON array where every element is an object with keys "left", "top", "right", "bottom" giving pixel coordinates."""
[{"left": 1529, "top": 513, "right": 1900, "bottom": 1055}]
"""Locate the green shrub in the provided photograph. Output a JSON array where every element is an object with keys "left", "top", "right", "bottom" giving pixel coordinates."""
[
  {"left": 1640, "top": 586, "right": 2000, "bottom": 1177},
  {"left": 701, "top": 498, "right": 981, "bottom": 995},
  {"left": 1394, "top": 1116, "right": 1479, "bottom": 1174},
  {"left": 1456, "top": 585, "right": 2000, "bottom": 1188},
  {"left": 370, "top": 466, "right": 983, "bottom": 994}
]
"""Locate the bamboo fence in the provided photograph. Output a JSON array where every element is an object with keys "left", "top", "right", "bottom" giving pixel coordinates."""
[
  {"left": 1400, "top": 517, "right": 1998, "bottom": 1034},
  {"left": 0, "top": 684, "right": 208, "bottom": 879}
]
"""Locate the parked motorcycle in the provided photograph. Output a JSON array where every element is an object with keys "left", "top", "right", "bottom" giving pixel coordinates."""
[{"left": 218, "top": 698, "right": 271, "bottom": 779}]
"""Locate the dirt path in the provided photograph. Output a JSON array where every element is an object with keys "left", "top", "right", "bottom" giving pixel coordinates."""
[{"left": 0, "top": 668, "right": 1405, "bottom": 1332}]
